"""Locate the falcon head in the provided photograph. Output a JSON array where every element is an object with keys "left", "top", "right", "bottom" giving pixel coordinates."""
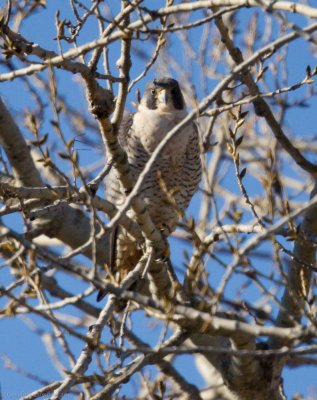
[{"left": 141, "top": 77, "right": 185, "bottom": 112}]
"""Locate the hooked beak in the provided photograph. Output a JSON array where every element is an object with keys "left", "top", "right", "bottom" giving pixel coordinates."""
[{"left": 157, "top": 88, "right": 168, "bottom": 105}]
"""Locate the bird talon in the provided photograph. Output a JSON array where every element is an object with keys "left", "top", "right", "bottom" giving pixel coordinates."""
[{"left": 158, "top": 222, "right": 172, "bottom": 236}]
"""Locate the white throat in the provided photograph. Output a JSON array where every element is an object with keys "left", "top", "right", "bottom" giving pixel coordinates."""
[{"left": 133, "top": 104, "right": 189, "bottom": 155}]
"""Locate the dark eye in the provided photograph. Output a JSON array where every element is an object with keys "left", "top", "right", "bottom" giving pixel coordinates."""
[{"left": 151, "top": 89, "right": 156, "bottom": 95}]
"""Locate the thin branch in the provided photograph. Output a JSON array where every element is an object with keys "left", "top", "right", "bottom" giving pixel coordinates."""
[
  {"left": 212, "top": 6, "right": 317, "bottom": 177},
  {"left": 106, "top": 21, "right": 317, "bottom": 232},
  {"left": 50, "top": 250, "right": 153, "bottom": 398},
  {"left": 2, "top": 2, "right": 317, "bottom": 81}
]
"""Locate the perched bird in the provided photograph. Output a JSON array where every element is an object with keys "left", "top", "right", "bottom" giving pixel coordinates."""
[{"left": 99, "top": 77, "right": 201, "bottom": 298}]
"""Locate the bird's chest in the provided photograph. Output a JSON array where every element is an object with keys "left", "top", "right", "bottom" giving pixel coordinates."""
[{"left": 132, "top": 108, "right": 189, "bottom": 166}]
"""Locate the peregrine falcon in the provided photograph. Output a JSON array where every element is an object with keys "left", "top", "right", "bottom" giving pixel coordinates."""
[{"left": 100, "top": 77, "right": 201, "bottom": 296}]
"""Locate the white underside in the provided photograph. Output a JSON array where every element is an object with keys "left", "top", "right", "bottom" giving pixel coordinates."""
[{"left": 133, "top": 104, "right": 191, "bottom": 165}]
